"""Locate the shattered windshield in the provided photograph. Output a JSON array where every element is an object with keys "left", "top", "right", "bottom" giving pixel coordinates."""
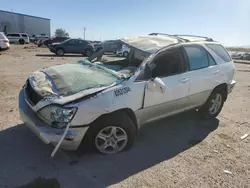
[{"left": 43, "top": 60, "right": 123, "bottom": 96}]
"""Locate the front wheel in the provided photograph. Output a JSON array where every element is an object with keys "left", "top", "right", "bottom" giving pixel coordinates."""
[
  {"left": 199, "top": 88, "right": 225, "bottom": 119},
  {"left": 80, "top": 113, "right": 137, "bottom": 154}
]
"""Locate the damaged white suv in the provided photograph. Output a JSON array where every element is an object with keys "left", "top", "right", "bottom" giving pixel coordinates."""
[{"left": 19, "top": 35, "right": 236, "bottom": 156}]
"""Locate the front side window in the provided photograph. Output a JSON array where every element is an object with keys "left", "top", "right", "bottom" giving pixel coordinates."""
[
  {"left": 150, "top": 48, "right": 184, "bottom": 78},
  {"left": 184, "top": 45, "right": 209, "bottom": 70},
  {"left": 206, "top": 44, "right": 231, "bottom": 62},
  {"left": 21, "top": 34, "right": 28, "bottom": 37}
]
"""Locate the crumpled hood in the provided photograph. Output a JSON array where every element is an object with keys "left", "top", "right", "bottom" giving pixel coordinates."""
[{"left": 29, "top": 61, "right": 121, "bottom": 99}]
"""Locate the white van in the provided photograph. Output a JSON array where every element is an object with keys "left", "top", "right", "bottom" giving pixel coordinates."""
[
  {"left": 6, "top": 33, "right": 29, "bottom": 44},
  {"left": 0, "top": 32, "right": 10, "bottom": 50}
]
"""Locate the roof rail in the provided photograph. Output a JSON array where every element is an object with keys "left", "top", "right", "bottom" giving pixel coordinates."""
[
  {"left": 148, "top": 33, "right": 188, "bottom": 42},
  {"left": 173, "top": 34, "right": 214, "bottom": 42},
  {"left": 149, "top": 33, "right": 213, "bottom": 42}
]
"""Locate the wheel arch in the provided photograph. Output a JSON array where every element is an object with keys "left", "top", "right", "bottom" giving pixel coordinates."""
[
  {"left": 78, "top": 108, "right": 138, "bottom": 151},
  {"left": 213, "top": 83, "right": 228, "bottom": 101}
]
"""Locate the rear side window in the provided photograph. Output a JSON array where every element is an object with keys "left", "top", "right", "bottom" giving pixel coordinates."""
[
  {"left": 206, "top": 44, "right": 231, "bottom": 62},
  {"left": 184, "top": 46, "right": 209, "bottom": 70},
  {"left": 7, "top": 34, "right": 20, "bottom": 37}
]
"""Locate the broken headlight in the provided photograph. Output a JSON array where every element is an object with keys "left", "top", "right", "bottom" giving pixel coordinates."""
[
  {"left": 51, "top": 107, "right": 77, "bottom": 123},
  {"left": 39, "top": 106, "right": 77, "bottom": 129}
]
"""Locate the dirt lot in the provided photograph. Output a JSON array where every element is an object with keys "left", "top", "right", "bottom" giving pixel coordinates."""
[{"left": 0, "top": 45, "right": 249, "bottom": 188}]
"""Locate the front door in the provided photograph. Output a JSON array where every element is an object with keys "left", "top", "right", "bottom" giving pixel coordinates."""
[{"left": 139, "top": 47, "right": 191, "bottom": 124}]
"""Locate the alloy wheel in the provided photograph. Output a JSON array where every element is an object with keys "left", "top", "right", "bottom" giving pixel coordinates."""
[{"left": 95, "top": 126, "right": 128, "bottom": 154}]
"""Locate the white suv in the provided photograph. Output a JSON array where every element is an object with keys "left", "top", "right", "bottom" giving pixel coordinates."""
[
  {"left": 6, "top": 33, "right": 29, "bottom": 44},
  {"left": 0, "top": 32, "right": 10, "bottom": 50},
  {"left": 19, "top": 35, "right": 236, "bottom": 156},
  {"left": 116, "top": 44, "right": 131, "bottom": 57}
]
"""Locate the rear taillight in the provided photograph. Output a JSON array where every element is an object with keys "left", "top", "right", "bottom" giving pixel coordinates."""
[{"left": 3, "top": 40, "right": 8, "bottom": 43}]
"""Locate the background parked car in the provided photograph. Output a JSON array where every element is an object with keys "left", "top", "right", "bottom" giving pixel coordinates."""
[
  {"left": 89, "top": 41, "right": 103, "bottom": 52},
  {"left": 231, "top": 52, "right": 244, "bottom": 60},
  {"left": 116, "top": 44, "right": 130, "bottom": 57},
  {"left": 38, "top": 37, "right": 70, "bottom": 47},
  {"left": 33, "top": 35, "right": 50, "bottom": 44},
  {"left": 242, "top": 52, "right": 250, "bottom": 60},
  {"left": 49, "top": 38, "right": 95, "bottom": 56},
  {"left": 0, "top": 32, "right": 10, "bottom": 50},
  {"left": 102, "top": 40, "right": 122, "bottom": 53},
  {"left": 6, "top": 33, "right": 29, "bottom": 44}
]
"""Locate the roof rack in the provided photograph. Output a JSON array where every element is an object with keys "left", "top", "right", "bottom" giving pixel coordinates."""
[
  {"left": 148, "top": 33, "right": 188, "bottom": 43},
  {"left": 173, "top": 34, "right": 214, "bottom": 42},
  {"left": 148, "top": 33, "right": 214, "bottom": 42}
]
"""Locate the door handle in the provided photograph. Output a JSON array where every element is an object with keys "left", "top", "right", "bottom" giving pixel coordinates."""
[
  {"left": 212, "top": 70, "right": 219, "bottom": 75},
  {"left": 178, "top": 78, "right": 189, "bottom": 83}
]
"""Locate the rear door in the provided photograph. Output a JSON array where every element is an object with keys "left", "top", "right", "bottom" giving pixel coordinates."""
[
  {"left": 78, "top": 40, "right": 89, "bottom": 53},
  {"left": 63, "top": 39, "right": 79, "bottom": 53},
  {"left": 183, "top": 44, "right": 218, "bottom": 107}
]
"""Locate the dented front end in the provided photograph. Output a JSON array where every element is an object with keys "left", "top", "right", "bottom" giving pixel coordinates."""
[{"left": 19, "top": 60, "right": 123, "bottom": 152}]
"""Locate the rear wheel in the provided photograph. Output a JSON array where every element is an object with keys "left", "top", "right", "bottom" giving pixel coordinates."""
[
  {"left": 85, "top": 49, "right": 93, "bottom": 57},
  {"left": 199, "top": 88, "right": 226, "bottom": 119},
  {"left": 56, "top": 48, "right": 64, "bottom": 56},
  {"left": 80, "top": 113, "right": 137, "bottom": 154},
  {"left": 123, "top": 51, "right": 129, "bottom": 57},
  {"left": 19, "top": 39, "right": 25, "bottom": 45}
]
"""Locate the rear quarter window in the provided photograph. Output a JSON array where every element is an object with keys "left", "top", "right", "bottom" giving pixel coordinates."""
[{"left": 206, "top": 44, "right": 231, "bottom": 62}]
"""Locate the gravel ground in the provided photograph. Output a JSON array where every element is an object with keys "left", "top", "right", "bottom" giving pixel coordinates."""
[{"left": 0, "top": 45, "right": 249, "bottom": 188}]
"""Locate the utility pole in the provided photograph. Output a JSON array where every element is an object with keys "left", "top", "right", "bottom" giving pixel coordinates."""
[{"left": 83, "top": 27, "right": 86, "bottom": 40}]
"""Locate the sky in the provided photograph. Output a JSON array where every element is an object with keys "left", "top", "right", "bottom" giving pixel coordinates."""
[{"left": 1, "top": 0, "right": 250, "bottom": 46}]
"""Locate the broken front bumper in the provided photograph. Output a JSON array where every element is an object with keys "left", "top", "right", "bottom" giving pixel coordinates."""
[{"left": 18, "top": 89, "right": 89, "bottom": 151}]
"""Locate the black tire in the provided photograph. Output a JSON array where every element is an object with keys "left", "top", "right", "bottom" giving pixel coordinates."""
[
  {"left": 123, "top": 51, "right": 129, "bottom": 57},
  {"left": 56, "top": 48, "right": 64, "bottom": 56},
  {"left": 85, "top": 49, "right": 93, "bottom": 57},
  {"left": 199, "top": 88, "right": 226, "bottom": 119},
  {"left": 19, "top": 39, "right": 25, "bottom": 45},
  {"left": 79, "top": 112, "right": 137, "bottom": 154}
]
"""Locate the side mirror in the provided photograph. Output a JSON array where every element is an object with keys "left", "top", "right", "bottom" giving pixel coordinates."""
[{"left": 148, "top": 77, "right": 166, "bottom": 93}]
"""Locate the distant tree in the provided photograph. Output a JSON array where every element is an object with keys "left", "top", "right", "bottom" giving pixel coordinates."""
[{"left": 54, "top": 28, "right": 69, "bottom": 37}]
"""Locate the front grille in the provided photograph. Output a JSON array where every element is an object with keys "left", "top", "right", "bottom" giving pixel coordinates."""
[{"left": 25, "top": 80, "right": 43, "bottom": 105}]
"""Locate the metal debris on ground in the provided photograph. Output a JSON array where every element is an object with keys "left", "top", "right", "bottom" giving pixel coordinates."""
[
  {"left": 224, "top": 170, "right": 233, "bottom": 175},
  {"left": 240, "top": 134, "right": 249, "bottom": 140}
]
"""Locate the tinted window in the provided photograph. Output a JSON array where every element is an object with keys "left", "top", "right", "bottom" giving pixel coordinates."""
[
  {"left": 21, "top": 34, "right": 28, "bottom": 37},
  {"left": 7, "top": 34, "right": 20, "bottom": 37},
  {"left": 79, "top": 40, "right": 88, "bottom": 45},
  {"left": 151, "top": 48, "right": 184, "bottom": 78},
  {"left": 67, "top": 39, "right": 79, "bottom": 45},
  {"left": 184, "top": 46, "right": 209, "bottom": 70},
  {"left": 206, "top": 44, "right": 231, "bottom": 62}
]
